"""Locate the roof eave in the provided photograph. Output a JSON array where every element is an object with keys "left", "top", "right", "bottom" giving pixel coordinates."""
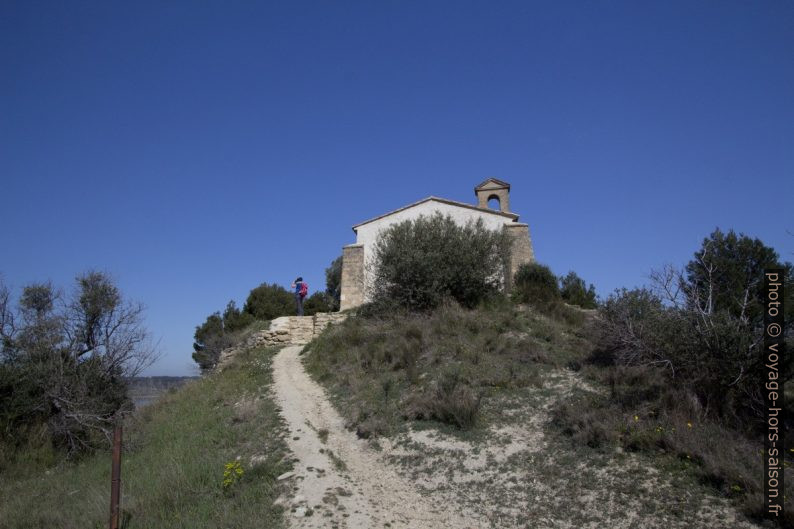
[
  {"left": 352, "top": 196, "right": 519, "bottom": 232},
  {"left": 474, "top": 178, "right": 511, "bottom": 191}
]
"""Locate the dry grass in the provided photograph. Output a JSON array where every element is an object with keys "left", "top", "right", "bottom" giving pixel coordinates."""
[
  {"left": 305, "top": 300, "right": 780, "bottom": 527},
  {"left": 0, "top": 345, "right": 291, "bottom": 529},
  {"left": 552, "top": 364, "right": 794, "bottom": 527},
  {"left": 303, "top": 299, "right": 591, "bottom": 437}
]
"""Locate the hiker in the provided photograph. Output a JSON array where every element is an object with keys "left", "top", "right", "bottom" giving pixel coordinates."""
[{"left": 291, "top": 277, "right": 308, "bottom": 316}]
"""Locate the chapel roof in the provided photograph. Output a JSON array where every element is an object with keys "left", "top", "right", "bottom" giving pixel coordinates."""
[
  {"left": 352, "top": 196, "right": 519, "bottom": 232},
  {"left": 474, "top": 178, "right": 511, "bottom": 190}
]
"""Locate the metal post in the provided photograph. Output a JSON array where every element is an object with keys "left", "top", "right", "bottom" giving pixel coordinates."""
[{"left": 109, "top": 424, "right": 122, "bottom": 529}]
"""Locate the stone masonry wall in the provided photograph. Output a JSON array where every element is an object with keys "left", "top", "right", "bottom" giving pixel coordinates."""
[
  {"left": 504, "top": 223, "right": 535, "bottom": 290},
  {"left": 340, "top": 243, "right": 365, "bottom": 311},
  {"left": 217, "top": 312, "right": 347, "bottom": 369}
]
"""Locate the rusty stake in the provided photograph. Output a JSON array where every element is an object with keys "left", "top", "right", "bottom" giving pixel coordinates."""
[{"left": 109, "top": 424, "right": 122, "bottom": 529}]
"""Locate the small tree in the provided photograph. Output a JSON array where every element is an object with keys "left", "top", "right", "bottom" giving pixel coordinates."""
[
  {"left": 325, "top": 256, "right": 342, "bottom": 311},
  {"left": 192, "top": 312, "right": 225, "bottom": 371},
  {"left": 221, "top": 300, "right": 254, "bottom": 333},
  {"left": 192, "top": 301, "right": 256, "bottom": 371},
  {"left": 512, "top": 263, "right": 560, "bottom": 305},
  {"left": 559, "top": 271, "right": 597, "bottom": 308},
  {"left": 303, "top": 291, "right": 335, "bottom": 315},
  {"left": 0, "top": 272, "right": 157, "bottom": 455},
  {"left": 369, "top": 213, "right": 510, "bottom": 311},
  {"left": 243, "top": 283, "right": 294, "bottom": 320},
  {"left": 684, "top": 228, "right": 793, "bottom": 324},
  {"left": 598, "top": 229, "right": 793, "bottom": 425}
]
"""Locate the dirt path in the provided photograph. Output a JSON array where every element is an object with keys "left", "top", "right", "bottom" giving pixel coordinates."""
[
  {"left": 272, "top": 345, "right": 758, "bottom": 529},
  {"left": 271, "top": 345, "right": 481, "bottom": 529}
]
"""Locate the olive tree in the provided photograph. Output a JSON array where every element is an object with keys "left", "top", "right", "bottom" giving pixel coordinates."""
[{"left": 369, "top": 213, "right": 510, "bottom": 311}]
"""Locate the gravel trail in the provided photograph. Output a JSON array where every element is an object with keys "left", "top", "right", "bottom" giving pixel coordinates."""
[{"left": 271, "top": 345, "right": 481, "bottom": 529}]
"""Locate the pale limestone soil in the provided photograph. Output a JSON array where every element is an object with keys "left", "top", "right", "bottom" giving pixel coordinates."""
[
  {"left": 273, "top": 345, "right": 759, "bottom": 529},
  {"left": 271, "top": 345, "right": 482, "bottom": 529},
  {"left": 380, "top": 371, "right": 760, "bottom": 529}
]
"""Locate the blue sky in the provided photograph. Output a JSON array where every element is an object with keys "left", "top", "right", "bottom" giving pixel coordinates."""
[{"left": 2, "top": 1, "right": 792, "bottom": 375}]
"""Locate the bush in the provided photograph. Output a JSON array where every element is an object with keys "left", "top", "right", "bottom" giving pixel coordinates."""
[
  {"left": 598, "top": 235, "right": 793, "bottom": 427},
  {"left": 512, "top": 263, "right": 560, "bottom": 304},
  {"left": 192, "top": 315, "right": 236, "bottom": 372},
  {"left": 596, "top": 286, "right": 774, "bottom": 425},
  {"left": 369, "top": 213, "right": 510, "bottom": 311},
  {"left": 0, "top": 272, "right": 155, "bottom": 457},
  {"left": 559, "top": 271, "right": 598, "bottom": 308},
  {"left": 222, "top": 300, "right": 254, "bottom": 332},
  {"left": 553, "top": 367, "right": 793, "bottom": 518},
  {"left": 242, "top": 283, "right": 294, "bottom": 321},
  {"left": 303, "top": 291, "right": 335, "bottom": 315},
  {"left": 561, "top": 230, "right": 794, "bottom": 521},
  {"left": 685, "top": 228, "right": 793, "bottom": 325},
  {"left": 325, "top": 256, "right": 342, "bottom": 311},
  {"left": 192, "top": 301, "right": 259, "bottom": 371},
  {"left": 410, "top": 370, "right": 482, "bottom": 429}
]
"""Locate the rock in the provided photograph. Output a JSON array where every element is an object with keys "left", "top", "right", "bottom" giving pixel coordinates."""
[
  {"left": 250, "top": 455, "right": 268, "bottom": 466},
  {"left": 293, "top": 506, "right": 308, "bottom": 517}
]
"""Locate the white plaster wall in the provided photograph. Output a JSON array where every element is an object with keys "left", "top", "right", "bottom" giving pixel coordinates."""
[{"left": 355, "top": 200, "right": 514, "bottom": 301}]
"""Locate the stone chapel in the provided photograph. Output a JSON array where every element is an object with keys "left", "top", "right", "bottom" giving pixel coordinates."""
[{"left": 339, "top": 179, "right": 535, "bottom": 310}]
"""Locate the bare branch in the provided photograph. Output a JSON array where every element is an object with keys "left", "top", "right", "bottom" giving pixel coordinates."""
[{"left": 649, "top": 264, "right": 684, "bottom": 308}]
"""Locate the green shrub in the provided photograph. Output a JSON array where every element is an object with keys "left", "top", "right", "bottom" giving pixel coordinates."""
[
  {"left": 686, "top": 228, "right": 794, "bottom": 325},
  {"left": 512, "top": 263, "right": 560, "bottom": 304},
  {"left": 562, "top": 229, "right": 794, "bottom": 522},
  {"left": 243, "top": 283, "right": 295, "bottom": 320},
  {"left": 559, "top": 271, "right": 598, "bottom": 308},
  {"left": 222, "top": 300, "right": 254, "bottom": 332},
  {"left": 598, "top": 282, "right": 790, "bottom": 427},
  {"left": 369, "top": 213, "right": 510, "bottom": 311},
  {"left": 192, "top": 300, "right": 256, "bottom": 372},
  {"left": 325, "top": 256, "right": 342, "bottom": 311},
  {"left": 0, "top": 272, "right": 151, "bottom": 457},
  {"left": 192, "top": 312, "right": 223, "bottom": 371},
  {"left": 303, "top": 291, "right": 335, "bottom": 315}
]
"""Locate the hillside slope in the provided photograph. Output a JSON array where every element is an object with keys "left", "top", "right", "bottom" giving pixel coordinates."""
[
  {"left": 0, "top": 302, "right": 777, "bottom": 528},
  {"left": 273, "top": 344, "right": 476, "bottom": 528},
  {"left": 0, "top": 346, "right": 290, "bottom": 529},
  {"left": 300, "top": 302, "right": 763, "bottom": 528}
]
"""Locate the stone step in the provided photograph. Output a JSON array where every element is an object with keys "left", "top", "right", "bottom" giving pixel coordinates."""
[{"left": 217, "top": 312, "right": 348, "bottom": 369}]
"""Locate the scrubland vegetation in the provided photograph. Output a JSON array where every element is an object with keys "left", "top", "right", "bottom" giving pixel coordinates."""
[
  {"left": 0, "top": 345, "right": 290, "bottom": 529},
  {"left": 304, "top": 299, "right": 589, "bottom": 437},
  {"left": 0, "top": 272, "right": 156, "bottom": 464},
  {"left": 2, "top": 210, "right": 791, "bottom": 527},
  {"left": 554, "top": 229, "right": 794, "bottom": 524},
  {"left": 305, "top": 218, "right": 793, "bottom": 526}
]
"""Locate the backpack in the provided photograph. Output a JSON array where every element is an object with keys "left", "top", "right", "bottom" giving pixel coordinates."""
[{"left": 299, "top": 282, "right": 308, "bottom": 298}]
